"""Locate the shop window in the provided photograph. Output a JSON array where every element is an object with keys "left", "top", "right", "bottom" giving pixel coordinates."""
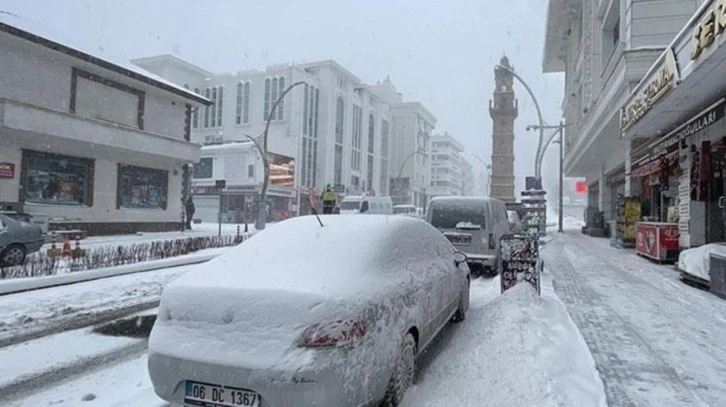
[
  {"left": 23, "top": 150, "right": 94, "bottom": 206},
  {"left": 193, "top": 158, "right": 213, "bottom": 179},
  {"left": 117, "top": 165, "right": 168, "bottom": 209}
]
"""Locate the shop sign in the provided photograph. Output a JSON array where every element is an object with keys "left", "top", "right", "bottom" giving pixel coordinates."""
[
  {"left": 650, "top": 99, "right": 725, "bottom": 156},
  {"left": 691, "top": 0, "right": 726, "bottom": 60},
  {"left": 0, "top": 162, "right": 14, "bottom": 179},
  {"left": 620, "top": 49, "right": 679, "bottom": 132}
]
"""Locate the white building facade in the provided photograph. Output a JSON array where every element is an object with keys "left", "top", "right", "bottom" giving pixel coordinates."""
[
  {"left": 134, "top": 56, "right": 435, "bottom": 215},
  {"left": 543, "top": 0, "right": 700, "bottom": 225},
  {"left": 0, "top": 17, "right": 208, "bottom": 235},
  {"left": 428, "top": 133, "right": 470, "bottom": 198}
]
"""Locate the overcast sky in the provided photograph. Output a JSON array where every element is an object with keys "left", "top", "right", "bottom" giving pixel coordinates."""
[{"left": 2, "top": 0, "right": 565, "bottom": 192}]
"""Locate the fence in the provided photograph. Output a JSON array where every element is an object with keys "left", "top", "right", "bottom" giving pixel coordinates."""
[{"left": 1, "top": 234, "right": 246, "bottom": 280}]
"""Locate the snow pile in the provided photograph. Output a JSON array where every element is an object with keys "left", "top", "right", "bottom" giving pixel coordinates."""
[
  {"left": 678, "top": 243, "right": 726, "bottom": 282},
  {"left": 403, "top": 280, "right": 606, "bottom": 407}
]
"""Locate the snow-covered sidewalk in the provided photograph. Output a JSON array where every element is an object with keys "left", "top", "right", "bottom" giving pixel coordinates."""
[
  {"left": 404, "top": 275, "right": 606, "bottom": 406},
  {"left": 543, "top": 231, "right": 726, "bottom": 406}
]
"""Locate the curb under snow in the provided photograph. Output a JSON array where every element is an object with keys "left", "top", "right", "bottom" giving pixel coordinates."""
[{"left": 0, "top": 248, "right": 227, "bottom": 296}]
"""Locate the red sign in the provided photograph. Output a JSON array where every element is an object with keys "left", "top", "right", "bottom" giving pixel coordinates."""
[
  {"left": 575, "top": 180, "right": 587, "bottom": 193},
  {"left": 0, "top": 162, "right": 15, "bottom": 179}
]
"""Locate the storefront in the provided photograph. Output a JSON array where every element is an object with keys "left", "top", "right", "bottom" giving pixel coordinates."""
[
  {"left": 627, "top": 99, "right": 726, "bottom": 249},
  {"left": 620, "top": 0, "right": 726, "bottom": 249}
]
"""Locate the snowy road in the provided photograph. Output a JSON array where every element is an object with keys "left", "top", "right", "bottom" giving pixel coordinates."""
[{"left": 543, "top": 231, "right": 726, "bottom": 407}]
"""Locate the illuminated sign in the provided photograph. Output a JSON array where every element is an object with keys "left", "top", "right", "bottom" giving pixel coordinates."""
[
  {"left": 620, "top": 49, "right": 679, "bottom": 132},
  {"left": 692, "top": 0, "right": 726, "bottom": 60}
]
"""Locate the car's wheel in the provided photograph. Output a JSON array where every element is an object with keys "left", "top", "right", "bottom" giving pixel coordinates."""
[
  {"left": 451, "top": 278, "right": 470, "bottom": 322},
  {"left": 382, "top": 333, "right": 417, "bottom": 406},
  {"left": 1, "top": 244, "right": 26, "bottom": 267}
]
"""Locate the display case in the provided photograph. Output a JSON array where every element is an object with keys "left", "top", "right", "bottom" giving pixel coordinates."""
[
  {"left": 500, "top": 233, "right": 542, "bottom": 295},
  {"left": 635, "top": 222, "right": 679, "bottom": 262}
]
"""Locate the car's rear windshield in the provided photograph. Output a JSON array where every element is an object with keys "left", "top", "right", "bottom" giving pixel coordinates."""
[
  {"left": 393, "top": 206, "right": 415, "bottom": 214},
  {"left": 340, "top": 201, "right": 360, "bottom": 210},
  {"left": 430, "top": 201, "right": 486, "bottom": 229}
]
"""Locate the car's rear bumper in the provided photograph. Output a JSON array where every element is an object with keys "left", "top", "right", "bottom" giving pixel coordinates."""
[
  {"left": 148, "top": 351, "right": 387, "bottom": 407},
  {"left": 465, "top": 254, "right": 497, "bottom": 268}
]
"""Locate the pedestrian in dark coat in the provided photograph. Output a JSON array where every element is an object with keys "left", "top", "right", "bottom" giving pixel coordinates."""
[{"left": 185, "top": 196, "right": 195, "bottom": 230}]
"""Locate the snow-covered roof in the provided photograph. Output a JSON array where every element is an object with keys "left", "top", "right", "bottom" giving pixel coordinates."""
[
  {"left": 0, "top": 11, "right": 210, "bottom": 105},
  {"left": 200, "top": 141, "right": 255, "bottom": 153}
]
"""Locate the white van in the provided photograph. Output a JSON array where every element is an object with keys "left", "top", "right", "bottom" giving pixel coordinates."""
[
  {"left": 426, "top": 197, "right": 510, "bottom": 277},
  {"left": 339, "top": 195, "right": 393, "bottom": 215}
]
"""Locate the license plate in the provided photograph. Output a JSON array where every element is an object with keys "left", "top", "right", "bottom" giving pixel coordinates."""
[
  {"left": 185, "top": 381, "right": 260, "bottom": 407},
  {"left": 445, "top": 234, "right": 471, "bottom": 246}
]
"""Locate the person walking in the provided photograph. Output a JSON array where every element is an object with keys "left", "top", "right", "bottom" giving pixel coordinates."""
[
  {"left": 321, "top": 185, "right": 336, "bottom": 214},
  {"left": 185, "top": 195, "right": 195, "bottom": 230}
]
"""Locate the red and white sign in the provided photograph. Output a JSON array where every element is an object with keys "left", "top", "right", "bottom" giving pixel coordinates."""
[
  {"left": 0, "top": 162, "right": 15, "bottom": 179},
  {"left": 636, "top": 222, "right": 679, "bottom": 262}
]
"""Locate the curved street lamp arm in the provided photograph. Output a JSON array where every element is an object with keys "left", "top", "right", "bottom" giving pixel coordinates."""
[
  {"left": 496, "top": 64, "right": 545, "bottom": 178},
  {"left": 257, "top": 80, "right": 305, "bottom": 230},
  {"left": 397, "top": 149, "right": 427, "bottom": 179}
]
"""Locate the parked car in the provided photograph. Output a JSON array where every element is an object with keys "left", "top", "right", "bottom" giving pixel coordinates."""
[
  {"left": 426, "top": 196, "right": 510, "bottom": 277},
  {"left": 148, "top": 215, "right": 470, "bottom": 406},
  {"left": 339, "top": 195, "right": 394, "bottom": 215},
  {"left": 0, "top": 213, "right": 44, "bottom": 267},
  {"left": 393, "top": 204, "right": 421, "bottom": 218}
]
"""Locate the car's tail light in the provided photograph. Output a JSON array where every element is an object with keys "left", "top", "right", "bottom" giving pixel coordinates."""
[
  {"left": 488, "top": 233, "right": 496, "bottom": 249},
  {"left": 297, "top": 319, "right": 368, "bottom": 347}
]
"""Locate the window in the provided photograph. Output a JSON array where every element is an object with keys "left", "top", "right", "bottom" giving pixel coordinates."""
[
  {"left": 381, "top": 119, "right": 389, "bottom": 158},
  {"left": 612, "top": 19, "right": 620, "bottom": 46},
  {"left": 236, "top": 83, "right": 243, "bottom": 125},
  {"left": 248, "top": 164, "right": 255, "bottom": 178},
  {"left": 193, "top": 88, "right": 200, "bottom": 128},
  {"left": 352, "top": 104, "right": 362, "bottom": 171},
  {"left": 193, "top": 157, "right": 213, "bottom": 179},
  {"left": 217, "top": 86, "right": 223, "bottom": 127},
  {"left": 264, "top": 76, "right": 285, "bottom": 121},
  {"left": 367, "top": 155, "right": 374, "bottom": 191},
  {"left": 334, "top": 145, "right": 343, "bottom": 186},
  {"left": 204, "top": 88, "right": 211, "bottom": 128},
  {"left": 210, "top": 87, "right": 217, "bottom": 127},
  {"left": 301, "top": 84, "right": 320, "bottom": 187},
  {"left": 23, "top": 150, "right": 93, "bottom": 206},
  {"left": 380, "top": 158, "right": 387, "bottom": 195},
  {"left": 117, "top": 165, "right": 168, "bottom": 210},
  {"left": 368, "top": 114, "right": 375, "bottom": 154},
  {"left": 243, "top": 82, "right": 250, "bottom": 123},
  {"left": 236, "top": 82, "right": 251, "bottom": 125},
  {"left": 335, "top": 97, "right": 345, "bottom": 144}
]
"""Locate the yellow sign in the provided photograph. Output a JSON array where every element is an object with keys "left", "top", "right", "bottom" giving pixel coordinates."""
[
  {"left": 692, "top": 0, "right": 726, "bottom": 59},
  {"left": 620, "top": 49, "right": 678, "bottom": 132}
]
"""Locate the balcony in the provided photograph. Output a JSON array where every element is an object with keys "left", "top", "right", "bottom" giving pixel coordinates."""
[{"left": 0, "top": 98, "right": 198, "bottom": 162}]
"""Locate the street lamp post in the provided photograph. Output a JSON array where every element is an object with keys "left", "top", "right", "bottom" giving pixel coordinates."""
[
  {"left": 257, "top": 80, "right": 305, "bottom": 230},
  {"left": 396, "top": 149, "right": 427, "bottom": 205},
  {"left": 495, "top": 64, "right": 545, "bottom": 179},
  {"left": 526, "top": 122, "right": 570, "bottom": 233}
]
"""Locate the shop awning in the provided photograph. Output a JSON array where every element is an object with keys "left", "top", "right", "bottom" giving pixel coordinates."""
[{"left": 629, "top": 149, "right": 678, "bottom": 178}]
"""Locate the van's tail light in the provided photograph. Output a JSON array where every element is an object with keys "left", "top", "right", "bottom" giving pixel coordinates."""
[
  {"left": 488, "top": 233, "right": 496, "bottom": 249},
  {"left": 298, "top": 319, "right": 368, "bottom": 347}
]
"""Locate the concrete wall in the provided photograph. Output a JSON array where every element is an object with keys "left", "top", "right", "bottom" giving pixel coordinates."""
[{"left": 625, "top": 0, "right": 700, "bottom": 49}]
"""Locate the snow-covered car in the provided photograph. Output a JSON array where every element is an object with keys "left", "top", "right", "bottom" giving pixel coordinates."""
[
  {"left": 0, "top": 213, "right": 44, "bottom": 267},
  {"left": 148, "top": 215, "right": 470, "bottom": 407}
]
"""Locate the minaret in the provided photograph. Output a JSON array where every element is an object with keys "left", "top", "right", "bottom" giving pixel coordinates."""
[{"left": 488, "top": 55, "right": 517, "bottom": 203}]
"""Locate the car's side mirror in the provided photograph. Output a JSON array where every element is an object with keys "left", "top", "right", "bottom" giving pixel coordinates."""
[{"left": 453, "top": 251, "right": 467, "bottom": 266}]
